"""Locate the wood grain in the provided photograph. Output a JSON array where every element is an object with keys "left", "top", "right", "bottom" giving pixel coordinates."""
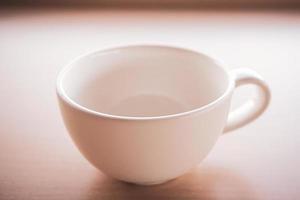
[{"left": 0, "top": 8, "right": 299, "bottom": 200}]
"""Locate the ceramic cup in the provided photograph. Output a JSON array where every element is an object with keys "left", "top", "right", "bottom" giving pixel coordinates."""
[{"left": 56, "top": 45, "right": 270, "bottom": 185}]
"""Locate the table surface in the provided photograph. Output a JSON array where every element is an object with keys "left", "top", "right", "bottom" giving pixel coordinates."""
[{"left": 0, "top": 8, "right": 299, "bottom": 200}]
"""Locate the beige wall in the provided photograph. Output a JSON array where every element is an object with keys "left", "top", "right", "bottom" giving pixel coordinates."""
[{"left": 1, "top": 0, "right": 300, "bottom": 8}]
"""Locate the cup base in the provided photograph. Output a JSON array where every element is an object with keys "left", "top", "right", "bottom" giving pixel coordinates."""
[{"left": 128, "top": 178, "right": 175, "bottom": 186}]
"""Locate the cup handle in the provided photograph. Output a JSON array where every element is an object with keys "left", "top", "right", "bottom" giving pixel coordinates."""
[{"left": 223, "top": 68, "right": 271, "bottom": 133}]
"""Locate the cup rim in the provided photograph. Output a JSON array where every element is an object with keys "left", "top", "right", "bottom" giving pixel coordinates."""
[{"left": 56, "top": 44, "right": 235, "bottom": 121}]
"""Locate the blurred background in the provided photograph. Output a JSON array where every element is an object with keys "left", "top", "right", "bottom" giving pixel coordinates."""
[
  {"left": 0, "top": 1, "right": 299, "bottom": 200},
  {"left": 1, "top": 0, "right": 300, "bottom": 8}
]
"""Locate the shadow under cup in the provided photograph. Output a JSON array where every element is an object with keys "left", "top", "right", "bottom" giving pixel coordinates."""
[{"left": 60, "top": 46, "right": 229, "bottom": 118}]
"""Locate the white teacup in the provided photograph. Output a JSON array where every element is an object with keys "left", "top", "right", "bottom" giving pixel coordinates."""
[{"left": 56, "top": 45, "right": 270, "bottom": 185}]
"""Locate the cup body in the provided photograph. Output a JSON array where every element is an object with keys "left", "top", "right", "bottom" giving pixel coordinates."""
[{"left": 57, "top": 45, "right": 234, "bottom": 185}]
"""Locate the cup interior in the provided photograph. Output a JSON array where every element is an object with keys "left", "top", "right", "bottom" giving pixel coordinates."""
[{"left": 59, "top": 46, "right": 229, "bottom": 117}]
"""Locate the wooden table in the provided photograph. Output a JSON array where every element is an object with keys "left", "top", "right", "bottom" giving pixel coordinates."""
[{"left": 0, "top": 8, "right": 299, "bottom": 200}]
